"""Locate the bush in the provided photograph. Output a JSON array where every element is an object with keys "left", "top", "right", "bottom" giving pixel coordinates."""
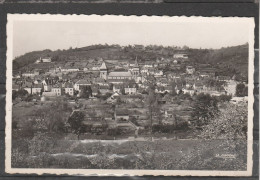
[
  {"left": 152, "top": 124, "right": 174, "bottom": 133},
  {"left": 217, "top": 94, "right": 232, "bottom": 102}
]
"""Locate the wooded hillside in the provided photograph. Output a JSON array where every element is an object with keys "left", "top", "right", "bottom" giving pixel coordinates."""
[{"left": 13, "top": 44, "right": 249, "bottom": 78}]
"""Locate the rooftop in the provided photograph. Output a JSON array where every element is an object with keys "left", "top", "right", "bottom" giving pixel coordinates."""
[
  {"left": 100, "top": 62, "right": 107, "bottom": 70},
  {"left": 75, "top": 79, "right": 92, "bottom": 85},
  {"left": 108, "top": 71, "right": 132, "bottom": 77}
]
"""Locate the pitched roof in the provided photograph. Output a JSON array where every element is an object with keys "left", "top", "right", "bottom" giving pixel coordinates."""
[
  {"left": 75, "top": 79, "right": 92, "bottom": 85},
  {"left": 107, "top": 79, "right": 125, "bottom": 83},
  {"left": 99, "top": 85, "right": 109, "bottom": 89},
  {"left": 93, "top": 77, "right": 105, "bottom": 83},
  {"left": 52, "top": 84, "right": 62, "bottom": 88},
  {"left": 64, "top": 82, "right": 74, "bottom": 88},
  {"left": 33, "top": 84, "right": 42, "bottom": 88},
  {"left": 108, "top": 71, "right": 132, "bottom": 77},
  {"left": 100, "top": 62, "right": 107, "bottom": 70}
]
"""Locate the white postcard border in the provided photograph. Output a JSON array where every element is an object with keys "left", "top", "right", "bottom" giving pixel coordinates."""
[{"left": 5, "top": 14, "right": 255, "bottom": 176}]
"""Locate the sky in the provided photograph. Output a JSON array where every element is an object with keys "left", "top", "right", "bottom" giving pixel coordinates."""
[{"left": 13, "top": 17, "right": 251, "bottom": 58}]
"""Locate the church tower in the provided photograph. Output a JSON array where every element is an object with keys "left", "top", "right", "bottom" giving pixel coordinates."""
[
  {"left": 100, "top": 61, "right": 107, "bottom": 80},
  {"left": 132, "top": 57, "right": 140, "bottom": 82}
]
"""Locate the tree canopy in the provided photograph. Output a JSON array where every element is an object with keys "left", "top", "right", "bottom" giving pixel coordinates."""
[{"left": 67, "top": 111, "right": 85, "bottom": 140}]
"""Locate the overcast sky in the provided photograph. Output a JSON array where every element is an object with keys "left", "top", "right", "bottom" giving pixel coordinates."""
[{"left": 13, "top": 18, "right": 250, "bottom": 58}]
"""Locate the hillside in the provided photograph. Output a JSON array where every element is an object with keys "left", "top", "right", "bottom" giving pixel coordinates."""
[{"left": 13, "top": 44, "right": 249, "bottom": 78}]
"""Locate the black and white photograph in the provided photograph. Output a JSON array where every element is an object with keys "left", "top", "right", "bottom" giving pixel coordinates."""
[{"left": 5, "top": 14, "right": 254, "bottom": 176}]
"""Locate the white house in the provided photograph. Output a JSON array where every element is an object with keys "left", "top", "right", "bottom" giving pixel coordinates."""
[
  {"left": 23, "top": 84, "right": 42, "bottom": 94},
  {"left": 22, "top": 72, "right": 38, "bottom": 78},
  {"left": 186, "top": 66, "right": 195, "bottom": 75},
  {"left": 42, "top": 57, "right": 51, "bottom": 63},
  {"left": 74, "top": 80, "right": 92, "bottom": 91},
  {"left": 224, "top": 80, "right": 237, "bottom": 96},
  {"left": 64, "top": 82, "right": 74, "bottom": 96},
  {"left": 124, "top": 86, "right": 137, "bottom": 94},
  {"left": 51, "top": 85, "right": 62, "bottom": 96},
  {"left": 61, "top": 68, "right": 80, "bottom": 72},
  {"left": 113, "top": 84, "right": 122, "bottom": 93},
  {"left": 173, "top": 54, "right": 188, "bottom": 59},
  {"left": 154, "top": 70, "right": 163, "bottom": 77}
]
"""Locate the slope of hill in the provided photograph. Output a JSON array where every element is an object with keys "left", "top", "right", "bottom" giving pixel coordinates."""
[{"left": 13, "top": 44, "right": 249, "bottom": 79}]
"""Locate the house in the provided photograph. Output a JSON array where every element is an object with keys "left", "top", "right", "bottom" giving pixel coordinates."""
[
  {"left": 42, "top": 57, "right": 52, "bottom": 63},
  {"left": 154, "top": 70, "right": 163, "bottom": 77},
  {"left": 42, "top": 79, "right": 52, "bottom": 92},
  {"left": 91, "top": 86, "right": 99, "bottom": 96},
  {"left": 199, "top": 68, "right": 216, "bottom": 77},
  {"left": 173, "top": 60, "right": 178, "bottom": 64},
  {"left": 83, "top": 67, "right": 89, "bottom": 72},
  {"left": 107, "top": 79, "right": 126, "bottom": 84},
  {"left": 171, "top": 64, "right": 181, "bottom": 70},
  {"left": 23, "top": 84, "right": 42, "bottom": 95},
  {"left": 193, "top": 81, "right": 206, "bottom": 93},
  {"left": 144, "top": 62, "right": 153, "bottom": 68},
  {"left": 93, "top": 78, "right": 108, "bottom": 86},
  {"left": 156, "top": 78, "right": 169, "bottom": 87},
  {"left": 224, "top": 80, "right": 237, "bottom": 96},
  {"left": 35, "top": 57, "right": 52, "bottom": 63},
  {"left": 217, "top": 76, "right": 231, "bottom": 82},
  {"left": 164, "top": 110, "right": 174, "bottom": 118},
  {"left": 61, "top": 68, "right": 80, "bottom": 73},
  {"left": 155, "top": 86, "right": 166, "bottom": 93},
  {"left": 32, "top": 84, "right": 42, "bottom": 94},
  {"left": 99, "top": 85, "right": 110, "bottom": 95},
  {"left": 22, "top": 72, "right": 39, "bottom": 78},
  {"left": 230, "top": 96, "right": 248, "bottom": 104},
  {"left": 183, "top": 88, "right": 195, "bottom": 96},
  {"left": 186, "top": 66, "right": 195, "bottom": 75},
  {"left": 74, "top": 80, "right": 92, "bottom": 91},
  {"left": 113, "top": 84, "right": 122, "bottom": 93},
  {"left": 51, "top": 84, "right": 62, "bottom": 96},
  {"left": 33, "top": 79, "right": 42, "bottom": 85},
  {"left": 64, "top": 82, "right": 74, "bottom": 96},
  {"left": 107, "top": 71, "right": 133, "bottom": 81},
  {"left": 173, "top": 53, "right": 188, "bottom": 59},
  {"left": 91, "top": 66, "right": 100, "bottom": 71},
  {"left": 124, "top": 85, "right": 137, "bottom": 94},
  {"left": 141, "top": 69, "right": 149, "bottom": 74},
  {"left": 115, "top": 109, "right": 130, "bottom": 121},
  {"left": 42, "top": 92, "right": 57, "bottom": 97}
]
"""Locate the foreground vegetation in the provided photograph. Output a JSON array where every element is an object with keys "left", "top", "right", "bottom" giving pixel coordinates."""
[
  {"left": 12, "top": 137, "right": 246, "bottom": 170},
  {"left": 12, "top": 92, "right": 248, "bottom": 170}
]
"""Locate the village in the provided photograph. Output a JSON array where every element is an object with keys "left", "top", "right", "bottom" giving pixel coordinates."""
[{"left": 12, "top": 47, "right": 249, "bottom": 139}]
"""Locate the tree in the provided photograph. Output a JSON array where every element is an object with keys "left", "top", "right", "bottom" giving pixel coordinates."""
[
  {"left": 80, "top": 86, "right": 92, "bottom": 98},
  {"left": 121, "top": 88, "right": 126, "bottom": 95},
  {"left": 217, "top": 94, "right": 232, "bottom": 102},
  {"left": 169, "top": 81, "right": 177, "bottom": 96},
  {"left": 67, "top": 111, "right": 85, "bottom": 140},
  {"left": 191, "top": 93, "right": 219, "bottom": 128},
  {"left": 34, "top": 98, "right": 71, "bottom": 133},
  {"left": 12, "top": 90, "right": 18, "bottom": 100},
  {"left": 236, "top": 83, "right": 247, "bottom": 97},
  {"left": 16, "top": 89, "right": 28, "bottom": 98},
  {"left": 145, "top": 85, "right": 161, "bottom": 133},
  {"left": 200, "top": 102, "right": 247, "bottom": 140}
]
